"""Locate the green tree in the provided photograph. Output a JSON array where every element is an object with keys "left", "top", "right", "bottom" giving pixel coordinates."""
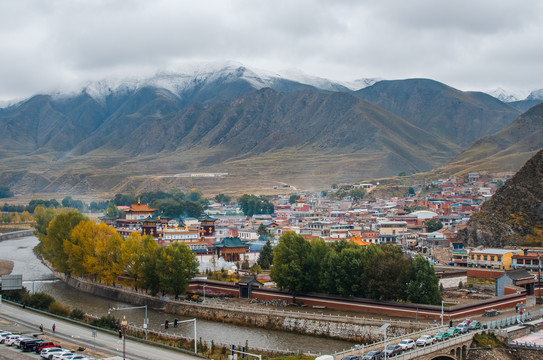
[
  {"left": 349, "top": 188, "right": 366, "bottom": 201},
  {"left": 0, "top": 187, "right": 13, "bottom": 198},
  {"left": 270, "top": 232, "right": 311, "bottom": 302},
  {"left": 305, "top": 238, "right": 330, "bottom": 294},
  {"left": 288, "top": 194, "right": 300, "bottom": 204},
  {"left": 425, "top": 218, "right": 443, "bottom": 232},
  {"left": 407, "top": 254, "right": 442, "bottom": 305},
  {"left": 408, "top": 187, "right": 416, "bottom": 196},
  {"left": 214, "top": 193, "right": 231, "bottom": 204},
  {"left": 61, "top": 196, "right": 84, "bottom": 211},
  {"left": 156, "top": 242, "right": 199, "bottom": 298},
  {"left": 32, "top": 205, "right": 59, "bottom": 241},
  {"left": 140, "top": 238, "right": 160, "bottom": 295},
  {"left": 238, "top": 194, "right": 274, "bottom": 217},
  {"left": 187, "top": 189, "right": 203, "bottom": 202},
  {"left": 105, "top": 202, "right": 119, "bottom": 217},
  {"left": 398, "top": 171, "right": 407, "bottom": 177},
  {"left": 331, "top": 184, "right": 338, "bottom": 189},
  {"left": 257, "top": 223, "right": 268, "bottom": 237},
  {"left": 257, "top": 239, "right": 274, "bottom": 270}
]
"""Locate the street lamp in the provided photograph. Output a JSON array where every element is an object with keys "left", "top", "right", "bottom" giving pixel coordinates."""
[
  {"left": 380, "top": 323, "right": 390, "bottom": 360},
  {"left": 108, "top": 304, "right": 148, "bottom": 340},
  {"left": 121, "top": 316, "right": 127, "bottom": 360}
]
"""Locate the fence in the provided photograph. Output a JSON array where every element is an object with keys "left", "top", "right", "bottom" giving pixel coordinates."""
[{"left": 483, "top": 310, "right": 540, "bottom": 330}]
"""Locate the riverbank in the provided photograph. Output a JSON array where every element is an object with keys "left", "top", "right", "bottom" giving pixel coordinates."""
[
  {"left": 0, "top": 260, "right": 14, "bottom": 276},
  {"left": 49, "top": 268, "right": 426, "bottom": 344}
]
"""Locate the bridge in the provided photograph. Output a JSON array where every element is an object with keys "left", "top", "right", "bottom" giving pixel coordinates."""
[
  {"left": 334, "top": 310, "right": 543, "bottom": 360},
  {"left": 335, "top": 330, "right": 477, "bottom": 360}
]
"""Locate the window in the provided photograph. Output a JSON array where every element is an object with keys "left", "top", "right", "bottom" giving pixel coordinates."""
[
  {"left": 490, "top": 256, "right": 495, "bottom": 261},
  {"left": 483, "top": 255, "right": 488, "bottom": 261},
  {"left": 477, "top": 255, "right": 481, "bottom": 260},
  {"left": 517, "top": 259, "right": 524, "bottom": 264}
]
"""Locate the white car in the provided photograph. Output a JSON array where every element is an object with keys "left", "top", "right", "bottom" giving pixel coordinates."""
[
  {"left": 4, "top": 334, "right": 22, "bottom": 346},
  {"left": 41, "top": 347, "right": 66, "bottom": 359},
  {"left": 398, "top": 339, "right": 415, "bottom": 350},
  {"left": 50, "top": 350, "right": 74, "bottom": 360},
  {"left": 416, "top": 335, "right": 435, "bottom": 346},
  {"left": 456, "top": 323, "right": 470, "bottom": 334},
  {"left": 0, "top": 332, "right": 12, "bottom": 343}
]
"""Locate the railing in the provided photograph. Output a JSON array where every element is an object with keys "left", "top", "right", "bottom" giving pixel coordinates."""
[
  {"left": 483, "top": 313, "right": 534, "bottom": 329},
  {"left": 392, "top": 331, "right": 480, "bottom": 360},
  {"left": 333, "top": 325, "right": 449, "bottom": 359},
  {"left": 509, "top": 341, "right": 543, "bottom": 350}
]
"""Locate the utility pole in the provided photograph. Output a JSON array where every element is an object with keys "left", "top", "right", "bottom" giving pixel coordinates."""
[{"left": 539, "top": 254, "right": 542, "bottom": 302}]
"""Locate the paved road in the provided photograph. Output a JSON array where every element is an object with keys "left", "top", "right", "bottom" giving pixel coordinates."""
[{"left": 0, "top": 301, "right": 204, "bottom": 360}]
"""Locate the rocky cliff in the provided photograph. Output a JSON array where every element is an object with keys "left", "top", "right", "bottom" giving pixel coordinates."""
[{"left": 458, "top": 148, "right": 543, "bottom": 247}]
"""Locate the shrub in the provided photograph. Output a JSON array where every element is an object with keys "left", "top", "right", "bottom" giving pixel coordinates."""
[
  {"left": 48, "top": 301, "right": 70, "bottom": 316},
  {"left": 90, "top": 314, "right": 118, "bottom": 329},
  {"left": 27, "top": 292, "right": 55, "bottom": 310},
  {"left": 71, "top": 308, "right": 86, "bottom": 320},
  {"left": 0, "top": 288, "right": 28, "bottom": 302},
  {"left": 458, "top": 281, "right": 463, "bottom": 289}
]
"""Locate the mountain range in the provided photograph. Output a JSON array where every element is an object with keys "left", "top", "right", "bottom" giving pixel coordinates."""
[{"left": 0, "top": 64, "right": 542, "bottom": 196}]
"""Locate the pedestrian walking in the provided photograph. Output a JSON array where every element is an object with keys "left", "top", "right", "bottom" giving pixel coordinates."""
[
  {"left": 39, "top": 324, "right": 44, "bottom": 332},
  {"left": 52, "top": 323, "right": 56, "bottom": 332},
  {"left": 449, "top": 319, "right": 453, "bottom": 328}
]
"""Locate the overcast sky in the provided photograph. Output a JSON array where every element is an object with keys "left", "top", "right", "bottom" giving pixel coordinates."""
[{"left": 1, "top": 0, "right": 542, "bottom": 102}]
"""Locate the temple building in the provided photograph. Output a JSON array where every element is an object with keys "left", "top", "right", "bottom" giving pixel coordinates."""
[{"left": 211, "top": 236, "right": 250, "bottom": 262}]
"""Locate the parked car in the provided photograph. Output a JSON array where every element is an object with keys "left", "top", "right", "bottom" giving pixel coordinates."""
[
  {"left": 4, "top": 334, "right": 22, "bottom": 346},
  {"left": 456, "top": 323, "right": 469, "bottom": 334},
  {"left": 383, "top": 344, "right": 403, "bottom": 357},
  {"left": 0, "top": 332, "right": 12, "bottom": 343},
  {"left": 36, "top": 342, "right": 61, "bottom": 353},
  {"left": 468, "top": 321, "right": 481, "bottom": 330},
  {"left": 341, "top": 356, "right": 359, "bottom": 360},
  {"left": 20, "top": 338, "right": 42, "bottom": 352},
  {"left": 416, "top": 335, "right": 435, "bottom": 346},
  {"left": 434, "top": 331, "right": 450, "bottom": 341},
  {"left": 15, "top": 337, "right": 33, "bottom": 349},
  {"left": 398, "top": 339, "right": 415, "bottom": 350},
  {"left": 361, "top": 350, "right": 382, "bottom": 360},
  {"left": 40, "top": 347, "right": 66, "bottom": 359},
  {"left": 445, "top": 327, "right": 459, "bottom": 337},
  {"left": 50, "top": 350, "right": 74, "bottom": 360}
]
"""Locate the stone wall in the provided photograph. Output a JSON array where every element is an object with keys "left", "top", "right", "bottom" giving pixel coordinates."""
[
  {"left": 58, "top": 273, "right": 419, "bottom": 342},
  {"left": 0, "top": 230, "right": 34, "bottom": 241}
]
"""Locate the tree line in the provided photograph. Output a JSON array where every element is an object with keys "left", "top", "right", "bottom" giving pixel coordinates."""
[
  {"left": 270, "top": 232, "right": 442, "bottom": 305},
  {"left": 35, "top": 208, "right": 198, "bottom": 297}
]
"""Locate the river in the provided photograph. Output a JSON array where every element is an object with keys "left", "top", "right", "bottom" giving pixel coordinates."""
[{"left": 0, "top": 236, "right": 354, "bottom": 354}]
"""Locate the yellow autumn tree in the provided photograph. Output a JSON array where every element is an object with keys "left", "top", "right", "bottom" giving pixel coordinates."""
[
  {"left": 74, "top": 221, "right": 123, "bottom": 284},
  {"left": 119, "top": 232, "right": 155, "bottom": 287}
]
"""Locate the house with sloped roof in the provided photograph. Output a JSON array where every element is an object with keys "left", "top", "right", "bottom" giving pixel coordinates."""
[
  {"left": 211, "top": 236, "right": 250, "bottom": 262},
  {"left": 496, "top": 269, "right": 535, "bottom": 296}
]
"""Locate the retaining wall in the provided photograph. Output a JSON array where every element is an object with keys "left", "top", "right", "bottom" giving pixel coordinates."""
[
  {"left": 0, "top": 230, "right": 34, "bottom": 241},
  {"left": 58, "top": 274, "right": 421, "bottom": 342}
]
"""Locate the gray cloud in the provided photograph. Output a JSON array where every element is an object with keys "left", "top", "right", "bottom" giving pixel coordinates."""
[{"left": 1, "top": 0, "right": 542, "bottom": 101}]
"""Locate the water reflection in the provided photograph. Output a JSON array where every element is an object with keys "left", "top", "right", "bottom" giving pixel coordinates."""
[{"left": 1, "top": 236, "right": 354, "bottom": 354}]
